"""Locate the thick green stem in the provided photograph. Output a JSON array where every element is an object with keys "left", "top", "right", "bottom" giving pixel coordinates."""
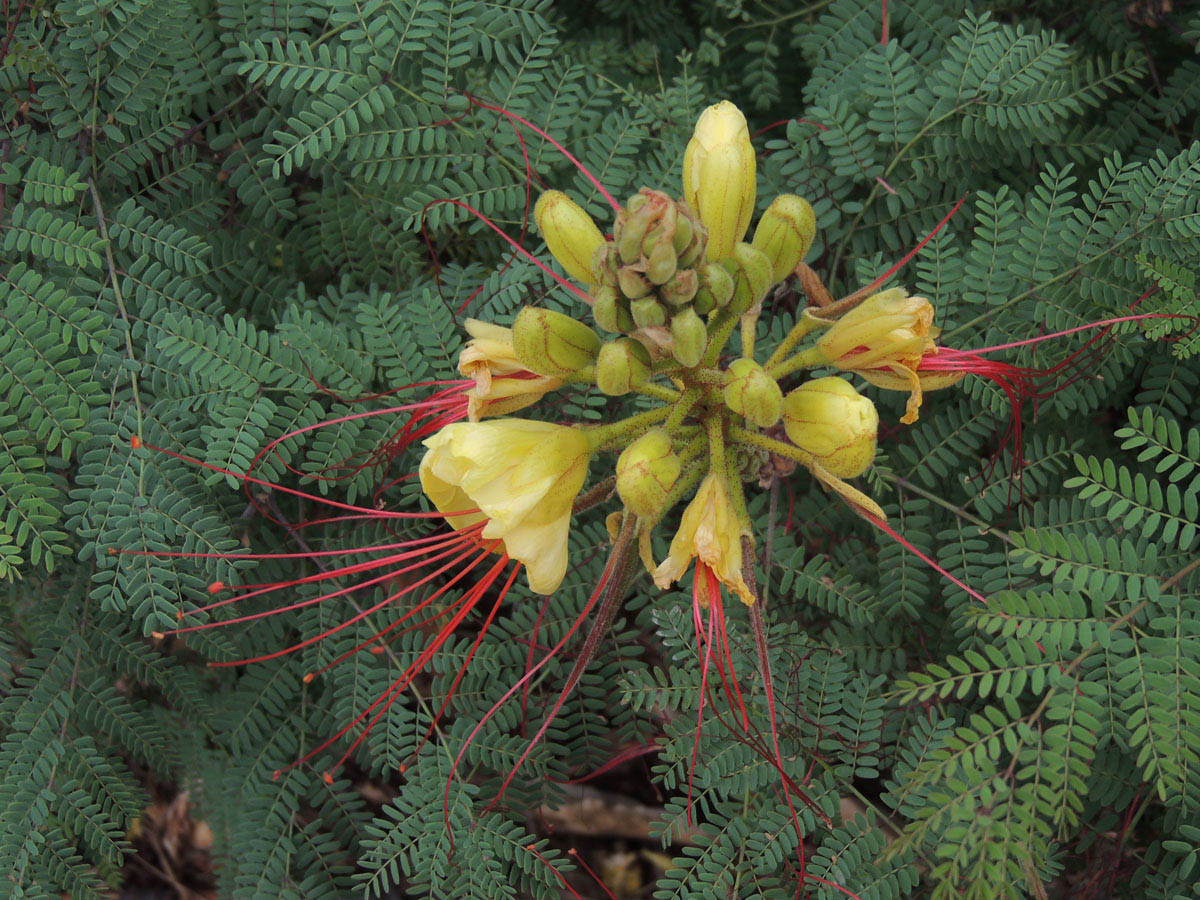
[
  {"left": 707, "top": 415, "right": 728, "bottom": 474},
  {"left": 740, "top": 310, "right": 759, "bottom": 361},
  {"left": 728, "top": 425, "right": 816, "bottom": 469},
  {"left": 664, "top": 387, "right": 701, "bottom": 433},
  {"left": 764, "top": 312, "right": 825, "bottom": 369},
  {"left": 766, "top": 346, "right": 825, "bottom": 381},
  {"left": 589, "top": 405, "right": 671, "bottom": 450},
  {"left": 703, "top": 309, "right": 739, "bottom": 366},
  {"left": 637, "top": 382, "right": 680, "bottom": 402}
]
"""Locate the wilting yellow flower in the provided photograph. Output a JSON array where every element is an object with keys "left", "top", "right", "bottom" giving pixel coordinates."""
[
  {"left": 457, "top": 319, "right": 563, "bottom": 420},
  {"left": 535, "top": 190, "right": 606, "bottom": 286},
  {"left": 652, "top": 473, "right": 755, "bottom": 606},
  {"left": 782, "top": 377, "right": 877, "bottom": 478},
  {"left": 420, "top": 420, "right": 593, "bottom": 593},
  {"left": 814, "top": 289, "right": 955, "bottom": 424},
  {"left": 682, "top": 100, "right": 755, "bottom": 262}
]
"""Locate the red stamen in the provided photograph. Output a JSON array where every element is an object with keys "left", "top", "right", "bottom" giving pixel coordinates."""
[
  {"left": 421, "top": 197, "right": 595, "bottom": 306},
  {"left": 567, "top": 848, "right": 620, "bottom": 900},
  {"left": 857, "top": 193, "right": 968, "bottom": 298},
  {"left": 464, "top": 93, "right": 620, "bottom": 212}
]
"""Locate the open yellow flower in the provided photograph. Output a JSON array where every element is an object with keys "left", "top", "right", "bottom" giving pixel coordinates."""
[
  {"left": 420, "top": 420, "right": 593, "bottom": 594},
  {"left": 814, "top": 288, "right": 960, "bottom": 423},
  {"left": 652, "top": 473, "right": 755, "bottom": 606},
  {"left": 457, "top": 319, "right": 564, "bottom": 420}
]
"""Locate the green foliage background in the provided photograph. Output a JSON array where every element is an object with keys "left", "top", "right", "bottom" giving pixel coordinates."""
[{"left": 2, "top": 0, "right": 1200, "bottom": 897}]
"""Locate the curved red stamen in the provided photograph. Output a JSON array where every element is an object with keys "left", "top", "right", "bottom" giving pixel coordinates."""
[
  {"left": 206, "top": 542, "right": 500, "bottom": 666},
  {"left": 421, "top": 197, "right": 595, "bottom": 305},
  {"left": 857, "top": 193, "right": 968, "bottom": 298},
  {"left": 464, "top": 93, "right": 620, "bottom": 212}
]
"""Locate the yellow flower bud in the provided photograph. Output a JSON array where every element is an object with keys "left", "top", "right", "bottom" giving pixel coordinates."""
[
  {"left": 616, "top": 429, "right": 681, "bottom": 518},
  {"left": 595, "top": 338, "right": 651, "bottom": 395},
  {"left": 723, "top": 359, "right": 782, "bottom": 428},
  {"left": 511, "top": 307, "right": 601, "bottom": 376},
  {"left": 782, "top": 377, "right": 878, "bottom": 479},
  {"left": 653, "top": 473, "right": 755, "bottom": 606},
  {"left": 670, "top": 308, "right": 707, "bottom": 368},
  {"left": 720, "top": 243, "right": 773, "bottom": 314},
  {"left": 535, "top": 190, "right": 606, "bottom": 286},
  {"left": 682, "top": 100, "right": 756, "bottom": 262},
  {"left": 420, "top": 420, "right": 593, "bottom": 594},
  {"left": 592, "top": 286, "right": 634, "bottom": 333},
  {"left": 751, "top": 194, "right": 816, "bottom": 284}
]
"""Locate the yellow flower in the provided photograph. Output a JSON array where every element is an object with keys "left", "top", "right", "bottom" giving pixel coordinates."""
[
  {"left": 420, "top": 420, "right": 593, "bottom": 594},
  {"left": 457, "top": 319, "right": 563, "bottom": 420},
  {"left": 682, "top": 100, "right": 755, "bottom": 262},
  {"left": 652, "top": 473, "right": 755, "bottom": 606},
  {"left": 814, "top": 289, "right": 952, "bottom": 424}
]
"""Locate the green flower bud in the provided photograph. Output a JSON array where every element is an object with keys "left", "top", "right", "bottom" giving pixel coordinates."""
[
  {"left": 646, "top": 240, "right": 678, "bottom": 285},
  {"left": 616, "top": 200, "right": 655, "bottom": 264},
  {"left": 592, "top": 242, "right": 618, "bottom": 287},
  {"left": 592, "top": 286, "right": 633, "bottom": 333},
  {"left": 676, "top": 203, "right": 707, "bottom": 267},
  {"left": 631, "top": 296, "right": 667, "bottom": 329},
  {"left": 596, "top": 338, "right": 651, "bottom": 395},
  {"left": 616, "top": 428, "right": 681, "bottom": 518},
  {"left": 782, "top": 376, "right": 878, "bottom": 478},
  {"left": 672, "top": 213, "right": 694, "bottom": 255},
  {"left": 535, "top": 190, "right": 605, "bottom": 286},
  {"left": 618, "top": 266, "right": 653, "bottom": 299},
  {"left": 660, "top": 268, "right": 699, "bottom": 306},
  {"left": 720, "top": 243, "right": 773, "bottom": 315},
  {"left": 723, "top": 358, "right": 783, "bottom": 428},
  {"left": 670, "top": 307, "right": 707, "bottom": 368},
  {"left": 751, "top": 194, "right": 817, "bottom": 284},
  {"left": 512, "top": 307, "right": 602, "bottom": 376},
  {"left": 696, "top": 262, "right": 734, "bottom": 310}
]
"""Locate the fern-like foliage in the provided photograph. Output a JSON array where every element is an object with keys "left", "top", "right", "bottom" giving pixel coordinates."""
[{"left": 2, "top": 0, "right": 1200, "bottom": 898}]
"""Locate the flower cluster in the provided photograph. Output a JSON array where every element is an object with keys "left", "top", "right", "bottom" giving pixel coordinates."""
[{"left": 122, "top": 99, "right": 1171, "bottom": 841}]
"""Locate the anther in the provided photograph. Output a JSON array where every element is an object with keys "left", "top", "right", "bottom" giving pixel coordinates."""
[
  {"left": 131, "top": 436, "right": 142, "bottom": 449},
  {"left": 208, "top": 581, "right": 226, "bottom": 594},
  {"left": 303, "top": 672, "right": 315, "bottom": 684}
]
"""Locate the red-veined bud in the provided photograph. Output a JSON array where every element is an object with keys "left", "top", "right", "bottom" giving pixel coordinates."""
[
  {"left": 723, "top": 358, "right": 782, "bottom": 428},
  {"left": 535, "top": 190, "right": 606, "bottom": 286},
  {"left": 696, "top": 262, "right": 734, "bottom": 313},
  {"left": 682, "top": 100, "right": 755, "bottom": 262},
  {"left": 751, "top": 194, "right": 816, "bottom": 284},
  {"left": 596, "top": 337, "right": 651, "bottom": 395},
  {"left": 660, "top": 268, "right": 699, "bottom": 306},
  {"left": 631, "top": 296, "right": 667, "bottom": 329},
  {"left": 616, "top": 428, "right": 681, "bottom": 518},
  {"left": 670, "top": 307, "right": 707, "bottom": 368},
  {"left": 618, "top": 266, "right": 653, "bottom": 299},
  {"left": 592, "top": 243, "right": 618, "bottom": 287},
  {"left": 676, "top": 203, "right": 707, "bottom": 267},
  {"left": 720, "top": 243, "right": 772, "bottom": 314},
  {"left": 592, "top": 286, "right": 634, "bottom": 333},
  {"left": 646, "top": 239, "right": 678, "bottom": 285},
  {"left": 782, "top": 376, "right": 878, "bottom": 478},
  {"left": 512, "top": 307, "right": 601, "bottom": 376}
]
